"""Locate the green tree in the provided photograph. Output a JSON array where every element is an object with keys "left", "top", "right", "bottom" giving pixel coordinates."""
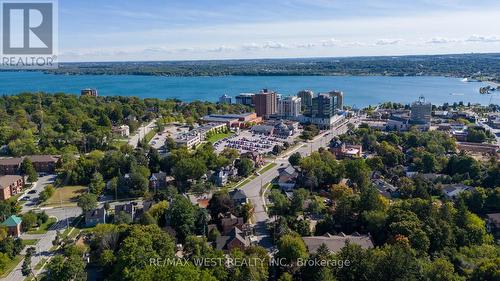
[
  {"left": 77, "top": 193, "right": 98, "bottom": 213},
  {"left": 288, "top": 152, "right": 302, "bottom": 167},
  {"left": 20, "top": 158, "right": 38, "bottom": 183},
  {"left": 44, "top": 246, "right": 86, "bottom": 281},
  {"left": 344, "top": 159, "right": 371, "bottom": 189},
  {"left": 89, "top": 172, "right": 105, "bottom": 195},
  {"left": 21, "top": 211, "right": 37, "bottom": 231},
  {"left": 276, "top": 234, "right": 309, "bottom": 269},
  {"left": 167, "top": 195, "right": 196, "bottom": 241},
  {"left": 21, "top": 247, "right": 36, "bottom": 277},
  {"left": 114, "top": 211, "right": 132, "bottom": 224},
  {"left": 236, "top": 157, "right": 255, "bottom": 177}
]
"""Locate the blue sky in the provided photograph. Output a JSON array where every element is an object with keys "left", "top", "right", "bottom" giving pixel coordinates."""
[{"left": 58, "top": 0, "right": 500, "bottom": 61}]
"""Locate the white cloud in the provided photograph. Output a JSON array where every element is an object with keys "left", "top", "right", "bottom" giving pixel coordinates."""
[
  {"left": 466, "top": 35, "right": 500, "bottom": 43},
  {"left": 425, "top": 37, "right": 459, "bottom": 44},
  {"left": 375, "top": 39, "right": 403, "bottom": 45},
  {"left": 320, "top": 38, "right": 341, "bottom": 46}
]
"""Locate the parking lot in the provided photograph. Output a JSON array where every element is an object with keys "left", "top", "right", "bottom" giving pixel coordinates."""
[
  {"left": 213, "top": 130, "right": 289, "bottom": 154},
  {"left": 149, "top": 124, "right": 190, "bottom": 151},
  {"left": 20, "top": 174, "right": 56, "bottom": 212}
]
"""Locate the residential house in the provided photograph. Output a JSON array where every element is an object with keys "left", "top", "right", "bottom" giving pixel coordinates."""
[
  {"left": 442, "top": 184, "right": 474, "bottom": 199},
  {"left": 278, "top": 165, "right": 299, "bottom": 191},
  {"left": 215, "top": 165, "right": 238, "bottom": 187},
  {"left": 230, "top": 189, "right": 248, "bottom": 205},
  {"left": 330, "top": 140, "right": 362, "bottom": 159},
  {"left": 188, "top": 193, "right": 212, "bottom": 209},
  {"left": 302, "top": 232, "right": 374, "bottom": 254},
  {"left": 85, "top": 207, "right": 107, "bottom": 227},
  {"left": 241, "top": 151, "right": 264, "bottom": 167},
  {"left": 219, "top": 213, "right": 245, "bottom": 234},
  {"left": 115, "top": 203, "right": 137, "bottom": 221},
  {"left": 0, "top": 175, "right": 24, "bottom": 200},
  {"left": 112, "top": 125, "right": 130, "bottom": 137},
  {"left": 149, "top": 172, "right": 172, "bottom": 190},
  {"left": 372, "top": 178, "right": 398, "bottom": 198},
  {"left": 0, "top": 215, "right": 22, "bottom": 237},
  {"left": 457, "top": 142, "right": 499, "bottom": 155},
  {"left": 215, "top": 226, "right": 251, "bottom": 252}
]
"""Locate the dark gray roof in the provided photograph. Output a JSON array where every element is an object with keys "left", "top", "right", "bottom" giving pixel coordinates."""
[
  {"left": 215, "top": 226, "right": 249, "bottom": 250},
  {"left": 302, "top": 233, "right": 373, "bottom": 254},
  {"left": 230, "top": 189, "right": 247, "bottom": 201}
]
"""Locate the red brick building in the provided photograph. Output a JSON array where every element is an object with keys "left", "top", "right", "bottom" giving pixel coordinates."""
[
  {"left": 0, "top": 155, "right": 59, "bottom": 175},
  {"left": 0, "top": 175, "right": 24, "bottom": 200}
]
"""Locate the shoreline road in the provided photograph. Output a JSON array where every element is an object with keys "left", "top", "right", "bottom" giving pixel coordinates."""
[
  {"left": 242, "top": 119, "right": 354, "bottom": 249},
  {"left": 128, "top": 119, "right": 157, "bottom": 148}
]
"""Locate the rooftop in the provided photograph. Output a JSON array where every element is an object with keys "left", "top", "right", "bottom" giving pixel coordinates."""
[{"left": 1, "top": 215, "right": 22, "bottom": 227}]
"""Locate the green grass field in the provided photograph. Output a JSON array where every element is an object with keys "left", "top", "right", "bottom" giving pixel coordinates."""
[
  {"left": 44, "top": 186, "right": 88, "bottom": 207},
  {"left": 0, "top": 255, "right": 23, "bottom": 278},
  {"left": 27, "top": 217, "right": 56, "bottom": 235},
  {"left": 22, "top": 239, "right": 39, "bottom": 247},
  {"left": 206, "top": 132, "right": 233, "bottom": 143}
]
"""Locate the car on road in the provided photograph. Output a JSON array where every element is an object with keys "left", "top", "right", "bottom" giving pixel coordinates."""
[{"left": 28, "top": 190, "right": 36, "bottom": 194}]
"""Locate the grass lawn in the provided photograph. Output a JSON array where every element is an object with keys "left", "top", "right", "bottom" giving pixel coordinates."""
[
  {"left": 206, "top": 132, "right": 233, "bottom": 143},
  {"left": 34, "top": 258, "right": 47, "bottom": 270},
  {"left": 43, "top": 186, "right": 88, "bottom": 207},
  {"left": 22, "top": 239, "right": 39, "bottom": 247},
  {"left": 0, "top": 255, "right": 23, "bottom": 278},
  {"left": 27, "top": 217, "right": 57, "bottom": 234},
  {"left": 144, "top": 129, "right": 158, "bottom": 143},
  {"left": 258, "top": 163, "right": 277, "bottom": 174}
]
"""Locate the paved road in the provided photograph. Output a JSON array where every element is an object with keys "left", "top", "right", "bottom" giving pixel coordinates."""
[
  {"left": 3, "top": 204, "right": 81, "bottom": 281},
  {"left": 128, "top": 119, "right": 157, "bottom": 148},
  {"left": 4, "top": 173, "right": 83, "bottom": 281},
  {"left": 21, "top": 174, "right": 57, "bottom": 213},
  {"left": 241, "top": 118, "right": 352, "bottom": 248}
]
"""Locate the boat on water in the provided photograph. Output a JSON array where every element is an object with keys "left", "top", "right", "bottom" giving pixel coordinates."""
[
  {"left": 461, "top": 77, "right": 481, "bottom": 82},
  {"left": 450, "top": 93, "right": 464, "bottom": 96}
]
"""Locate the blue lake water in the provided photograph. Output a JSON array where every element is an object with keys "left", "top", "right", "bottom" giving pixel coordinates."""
[{"left": 0, "top": 72, "right": 497, "bottom": 107}]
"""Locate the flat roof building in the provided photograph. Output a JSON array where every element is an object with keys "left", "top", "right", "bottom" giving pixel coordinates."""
[
  {"left": 410, "top": 95, "right": 432, "bottom": 128},
  {"left": 297, "top": 90, "right": 314, "bottom": 114},
  {"left": 311, "top": 93, "right": 334, "bottom": 118},
  {"left": 219, "top": 94, "right": 232, "bottom": 104},
  {"left": 235, "top": 93, "right": 255, "bottom": 106}
]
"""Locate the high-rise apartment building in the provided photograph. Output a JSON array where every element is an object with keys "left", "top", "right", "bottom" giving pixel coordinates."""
[
  {"left": 329, "top": 90, "right": 344, "bottom": 110},
  {"left": 219, "top": 94, "right": 232, "bottom": 104},
  {"left": 297, "top": 90, "right": 314, "bottom": 115},
  {"left": 410, "top": 95, "right": 432, "bottom": 128},
  {"left": 254, "top": 89, "right": 277, "bottom": 118},
  {"left": 311, "top": 94, "right": 334, "bottom": 118},
  {"left": 278, "top": 96, "right": 301, "bottom": 117}
]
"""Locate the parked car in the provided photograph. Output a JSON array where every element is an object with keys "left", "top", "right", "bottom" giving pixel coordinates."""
[
  {"left": 28, "top": 190, "right": 36, "bottom": 194},
  {"left": 21, "top": 196, "right": 30, "bottom": 201}
]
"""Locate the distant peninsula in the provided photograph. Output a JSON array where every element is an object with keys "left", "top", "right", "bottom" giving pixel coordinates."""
[{"left": 37, "top": 53, "right": 500, "bottom": 82}]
